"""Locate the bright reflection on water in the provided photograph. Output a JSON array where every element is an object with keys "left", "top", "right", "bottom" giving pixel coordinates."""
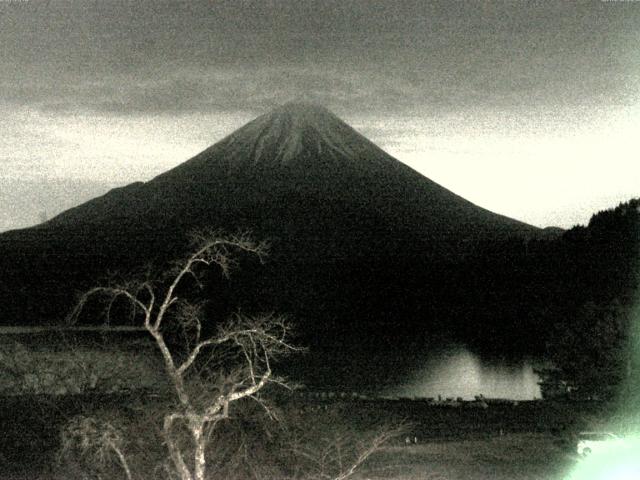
[{"left": 387, "top": 346, "right": 541, "bottom": 400}]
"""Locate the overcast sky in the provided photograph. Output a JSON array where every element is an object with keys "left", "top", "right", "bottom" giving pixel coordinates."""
[{"left": 1, "top": 0, "right": 639, "bottom": 231}]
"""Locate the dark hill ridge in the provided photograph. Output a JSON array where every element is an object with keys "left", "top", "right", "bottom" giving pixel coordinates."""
[{"left": 0, "top": 102, "right": 543, "bottom": 351}]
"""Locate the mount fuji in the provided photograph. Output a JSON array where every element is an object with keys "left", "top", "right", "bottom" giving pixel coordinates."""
[
  {"left": 33, "top": 102, "right": 535, "bottom": 261},
  {"left": 0, "top": 102, "right": 543, "bottom": 357}
]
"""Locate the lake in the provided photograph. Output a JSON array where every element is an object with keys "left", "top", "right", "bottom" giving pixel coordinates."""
[
  {"left": 296, "top": 342, "right": 542, "bottom": 401},
  {"left": 0, "top": 328, "right": 542, "bottom": 400},
  {"left": 384, "top": 344, "right": 542, "bottom": 400}
]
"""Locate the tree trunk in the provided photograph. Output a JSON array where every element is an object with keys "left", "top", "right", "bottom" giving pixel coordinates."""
[
  {"left": 193, "top": 424, "right": 207, "bottom": 480},
  {"left": 164, "top": 415, "right": 193, "bottom": 480}
]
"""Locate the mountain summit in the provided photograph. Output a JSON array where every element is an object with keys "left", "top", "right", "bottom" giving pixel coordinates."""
[
  {"left": 224, "top": 101, "right": 367, "bottom": 165},
  {"left": 152, "top": 101, "right": 399, "bottom": 185}
]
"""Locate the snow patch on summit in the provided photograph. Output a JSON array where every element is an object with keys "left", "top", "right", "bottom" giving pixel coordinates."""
[{"left": 225, "top": 102, "right": 358, "bottom": 164}]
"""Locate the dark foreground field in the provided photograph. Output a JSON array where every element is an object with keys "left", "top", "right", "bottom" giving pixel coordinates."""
[
  {"left": 0, "top": 394, "right": 605, "bottom": 480},
  {"left": 363, "top": 433, "right": 575, "bottom": 480}
]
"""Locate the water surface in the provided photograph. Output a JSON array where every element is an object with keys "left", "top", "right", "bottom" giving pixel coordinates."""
[{"left": 385, "top": 345, "right": 541, "bottom": 400}]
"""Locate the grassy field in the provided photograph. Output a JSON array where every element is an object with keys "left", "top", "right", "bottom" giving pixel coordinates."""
[
  {"left": 362, "top": 433, "right": 577, "bottom": 480},
  {"left": 0, "top": 394, "right": 607, "bottom": 479}
]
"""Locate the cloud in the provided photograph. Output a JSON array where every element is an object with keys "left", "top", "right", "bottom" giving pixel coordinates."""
[
  {"left": 9, "top": 56, "right": 637, "bottom": 123},
  {"left": 1, "top": 0, "right": 638, "bottom": 118},
  {"left": 0, "top": 63, "right": 422, "bottom": 117}
]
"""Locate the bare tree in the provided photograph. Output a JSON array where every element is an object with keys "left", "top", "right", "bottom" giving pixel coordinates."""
[
  {"left": 290, "top": 426, "right": 403, "bottom": 480},
  {"left": 283, "top": 407, "right": 406, "bottom": 480},
  {"left": 60, "top": 415, "right": 134, "bottom": 480},
  {"left": 67, "top": 230, "right": 297, "bottom": 480}
]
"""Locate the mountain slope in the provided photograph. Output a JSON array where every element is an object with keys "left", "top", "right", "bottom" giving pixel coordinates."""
[
  {"left": 44, "top": 102, "right": 534, "bottom": 255},
  {"left": 0, "top": 102, "right": 540, "bottom": 345}
]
